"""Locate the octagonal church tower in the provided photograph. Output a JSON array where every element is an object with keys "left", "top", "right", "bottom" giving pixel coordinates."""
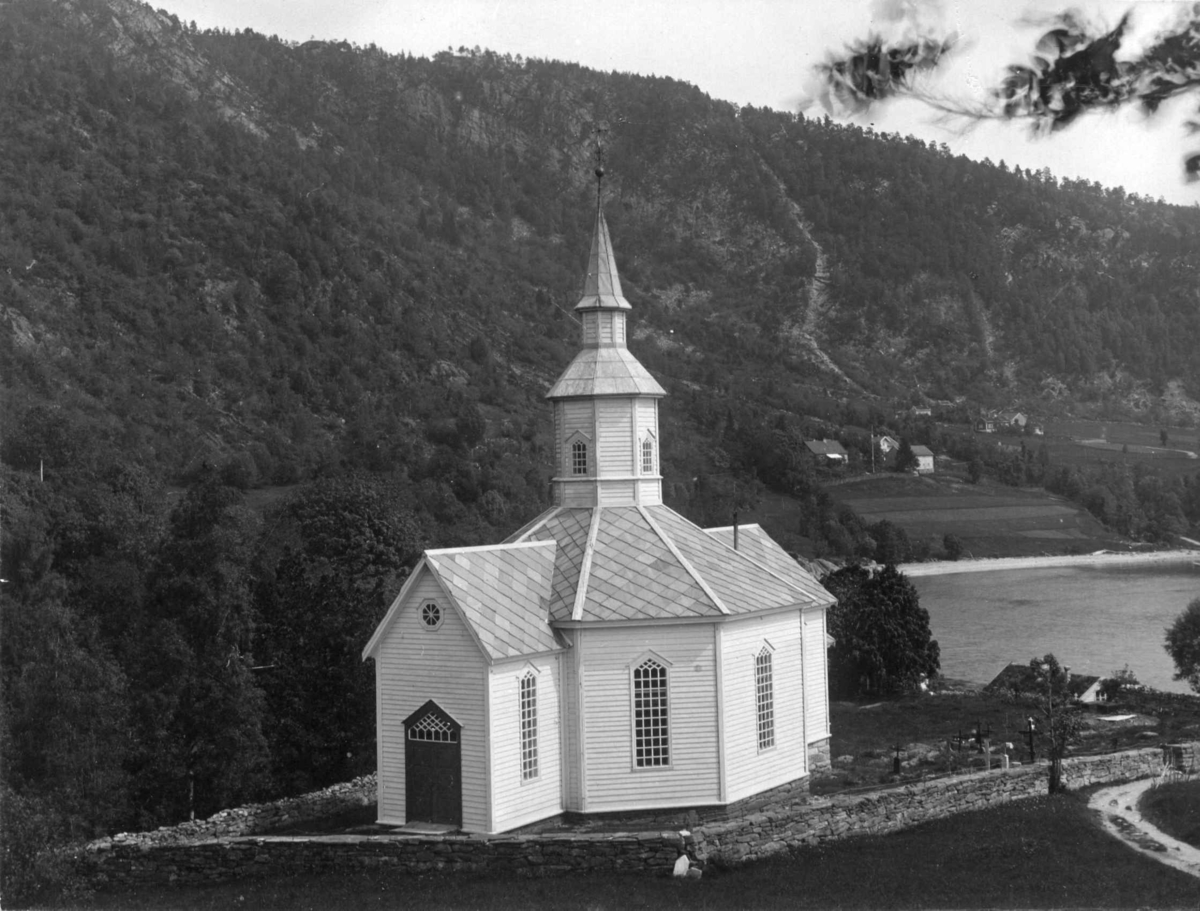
[
  {"left": 546, "top": 195, "right": 666, "bottom": 507},
  {"left": 364, "top": 183, "right": 834, "bottom": 835}
]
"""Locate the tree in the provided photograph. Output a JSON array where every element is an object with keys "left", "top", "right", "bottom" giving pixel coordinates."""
[
  {"left": 868, "top": 518, "right": 911, "bottom": 565},
  {"left": 823, "top": 564, "right": 940, "bottom": 696},
  {"left": 256, "top": 475, "right": 424, "bottom": 793},
  {"left": 967, "top": 457, "right": 984, "bottom": 484},
  {"left": 1023, "top": 654, "right": 1082, "bottom": 793},
  {"left": 893, "top": 437, "right": 918, "bottom": 473},
  {"left": 812, "top": 10, "right": 1200, "bottom": 180},
  {"left": 1165, "top": 597, "right": 1200, "bottom": 693},
  {"left": 942, "top": 533, "right": 965, "bottom": 561},
  {"left": 128, "top": 470, "right": 271, "bottom": 824}
]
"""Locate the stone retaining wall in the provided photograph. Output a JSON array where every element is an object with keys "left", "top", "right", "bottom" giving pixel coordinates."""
[
  {"left": 692, "top": 747, "right": 1163, "bottom": 866},
  {"left": 74, "top": 748, "right": 1164, "bottom": 890},
  {"left": 94, "top": 775, "right": 377, "bottom": 848}
]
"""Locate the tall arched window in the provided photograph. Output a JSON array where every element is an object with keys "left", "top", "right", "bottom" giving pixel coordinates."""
[
  {"left": 755, "top": 647, "right": 775, "bottom": 751},
  {"left": 633, "top": 658, "right": 669, "bottom": 767},
  {"left": 520, "top": 672, "right": 538, "bottom": 780},
  {"left": 572, "top": 440, "right": 588, "bottom": 475},
  {"left": 641, "top": 436, "right": 655, "bottom": 474}
]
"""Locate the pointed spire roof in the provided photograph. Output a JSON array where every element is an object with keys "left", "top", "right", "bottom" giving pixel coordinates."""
[{"left": 575, "top": 206, "right": 631, "bottom": 312}]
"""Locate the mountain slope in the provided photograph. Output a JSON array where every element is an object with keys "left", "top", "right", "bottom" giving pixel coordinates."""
[{"left": 2, "top": 0, "right": 1200, "bottom": 499}]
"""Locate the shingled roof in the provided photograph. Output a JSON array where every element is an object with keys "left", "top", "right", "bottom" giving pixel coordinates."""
[
  {"left": 506, "top": 505, "right": 833, "bottom": 624},
  {"left": 545, "top": 347, "right": 666, "bottom": 399},
  {"left": 362, "top": 541, "right": 564, "bottom": 663}
]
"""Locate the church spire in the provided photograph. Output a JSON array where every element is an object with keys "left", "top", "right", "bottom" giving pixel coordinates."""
[
  {"left": 576, "top": 203, "right": 632, "bottom": 312},
  {"left": 544, "top": 162, "right": 665, "bottom": 508}
]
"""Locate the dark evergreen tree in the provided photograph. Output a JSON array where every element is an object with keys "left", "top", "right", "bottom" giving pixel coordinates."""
[{"left": 256, "top": 475, "right": 424, "bottom": 793}]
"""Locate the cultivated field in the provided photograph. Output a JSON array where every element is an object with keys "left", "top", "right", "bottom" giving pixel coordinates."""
[{"left": 830, "top": 474, "right": 1125, "bottom": 559}]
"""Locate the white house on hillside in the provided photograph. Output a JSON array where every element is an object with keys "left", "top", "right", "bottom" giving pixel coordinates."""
[
  {"left": 362, "top": 192, "right": 836, "bottom": 835},
  {"left": 911, "top": 445, "right": 935, "bottom": 473}
]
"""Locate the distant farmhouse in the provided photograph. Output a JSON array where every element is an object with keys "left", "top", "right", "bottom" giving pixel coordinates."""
[
  {"left": 910, "top": 445, "right": 935, "bottom": 473},
  {"left": 984, "top": 663, "right": 1107, "bottom": 704},
  {"left": 876, "top": 435, "right": 900, "bottom": 455},
  {"left": 978, "top": 411, "right": 1037, "bottom": 435},
  {"left": 362, "top": 196, "right": 836, "bottom": 835},
  {"left": 998, "top": 412, "right": 1027, "bottom": 430},
  {"left": 805, "top": 439, "right": 848, "bottom": 467}
]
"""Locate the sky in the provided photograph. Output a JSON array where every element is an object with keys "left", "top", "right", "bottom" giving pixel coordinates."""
[{"left": 155, "top": 0, "right": 1200, "bottom": 206}]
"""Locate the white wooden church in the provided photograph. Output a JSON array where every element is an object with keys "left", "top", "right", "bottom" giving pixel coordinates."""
[{"left": 362, "top": 191, "right": 835, "bottom": 834}]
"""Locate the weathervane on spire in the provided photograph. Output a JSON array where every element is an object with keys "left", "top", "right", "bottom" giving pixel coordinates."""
[{"left": 591, "top": 121, "right": 609, "bottom": 207}]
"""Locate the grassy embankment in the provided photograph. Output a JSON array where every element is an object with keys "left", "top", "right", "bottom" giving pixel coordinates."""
[
  {"left": 57, "top": 793, "right": 1198, "bottom": 911},
  {"left": 1140, "top": 779, "right": 1200, "bottom": 848}
]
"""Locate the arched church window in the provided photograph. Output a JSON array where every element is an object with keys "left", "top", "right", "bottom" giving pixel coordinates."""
[
  {"left": 520, "top": 672, "right": 538, "bottom": 780},
  {"left": 641, "top": 436, "right": 655, "bottom": 474},
  {"left": 755, "top": 646, "right": 775, "bottom": 751},
  {"left": 632, "top": 658, "right": 669, "bottom": 767},
  {"left": 572, "top": 440, "right": 589, "bottom": 475}
]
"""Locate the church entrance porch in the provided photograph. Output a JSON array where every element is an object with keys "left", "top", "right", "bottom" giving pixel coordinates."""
[{"left": 404, "top": 701, "right": 462, "bottom": 827}]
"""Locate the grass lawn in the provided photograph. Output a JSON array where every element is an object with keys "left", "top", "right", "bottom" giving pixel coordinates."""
[
  {"left": 52, "top": 793, "right": 1198, "bottom": 911},
  {"left": 1140, "top": 779, "right": 1200, "bottom": 847}
]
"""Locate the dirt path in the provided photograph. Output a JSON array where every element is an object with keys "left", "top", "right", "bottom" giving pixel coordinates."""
[
  {"left": 900, "top": 549, "right": 1200, "bottom": 577},
  {"left": 1089, "top": 778, "right": 1200, "bottom": 879},
  {"left": 754, "top": 154, "right": 862, "bottom": 392}
]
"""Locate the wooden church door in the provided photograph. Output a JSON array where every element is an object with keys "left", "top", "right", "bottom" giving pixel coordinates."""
[{"left": 404, "top": 701, "right": 462, "bottom": 827}]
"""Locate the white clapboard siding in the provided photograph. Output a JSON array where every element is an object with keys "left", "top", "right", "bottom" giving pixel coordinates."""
[
  {"left": 720, "top": 612, "right": 808, "bottom": 802},
  {"left": 583, "top": 313, "right": 599, "bottom": 347},
  {"left": 578, "top": 624, "right": 720, "bottom": 810},
  {"left": 635, "top": 399, "right": 657, "bottom": 441},
  {"left": 596, "top": 400, "right": 633, "bottom": 474},
  {"left": 598, "top": 481, "right": 635, "bottom": 505},
  {"left": 562, "top": 400, "right": 594, "bottom": 438},
  {"left": 559, "top": 630, "right": 582, "bottom": 810},
  {"left": 561, "top": 483, "right": 596, "bottom": 507},
  {"left": 552, "top": 404, "right": 562, "bottom": 473},
  {"left": 637, "top": 479, "right": 662, "bottom": 506},
  {"left": 489, "top": 655, "right": 563, "bottom": 831},
  {"left": 376, "top": 570, "right": 489, "bottom": 831},
  {"left": 803, "top": 608, "right": 830, "bottom": 741}
]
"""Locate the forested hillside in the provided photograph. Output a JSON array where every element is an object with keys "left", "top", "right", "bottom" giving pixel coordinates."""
[{"left": 2, "top": 0, "right": 1200, "bottom": 895}]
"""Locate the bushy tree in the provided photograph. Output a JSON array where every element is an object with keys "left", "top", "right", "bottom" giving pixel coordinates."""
[
  {"left": 823, "top": 564, "right": 940, "bottom": 696},
  {"left": 942, "top": 533, "right": 965, "bottom": 561},
  {"left": 1165, "top": 597, "right": 1200, "bottom": 693},
  {"left": 256, "top": 475, "right": 424, "bottom": 793},
  {"left": 1023, "top": 654, "right": 1083, "bottom": 793}
]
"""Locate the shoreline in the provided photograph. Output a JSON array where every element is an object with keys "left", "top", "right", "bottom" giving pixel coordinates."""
[{"left": 899, "top": 549, "right": 1200, "bottom": 577}]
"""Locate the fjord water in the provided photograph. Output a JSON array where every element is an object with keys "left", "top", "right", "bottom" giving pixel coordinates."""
[{"left": 913, "top": 563, "right": 1200, "bottom": 693}]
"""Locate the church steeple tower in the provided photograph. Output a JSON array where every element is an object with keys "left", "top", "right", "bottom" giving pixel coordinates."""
[{"left": 546, "top": 170, "right": 666, "bottom": 507}]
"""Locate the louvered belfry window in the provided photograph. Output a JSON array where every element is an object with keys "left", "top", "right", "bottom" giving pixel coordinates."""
[
  {"left": 633, "top": 659, "right": 669, "bottom": 767},
  {"left": 756, "top": 647, "right": 775, "bottom": 751},
  {"left": 572, "top": 440, "right": 588, "bottom": 475},
  {"left": 520, "top": 673, "right": 538, "bottom": 780}
]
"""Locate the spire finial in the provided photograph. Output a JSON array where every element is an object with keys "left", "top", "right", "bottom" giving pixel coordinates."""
[{"left": 591, "top": 122, "right": 608, "bottom": 208}]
